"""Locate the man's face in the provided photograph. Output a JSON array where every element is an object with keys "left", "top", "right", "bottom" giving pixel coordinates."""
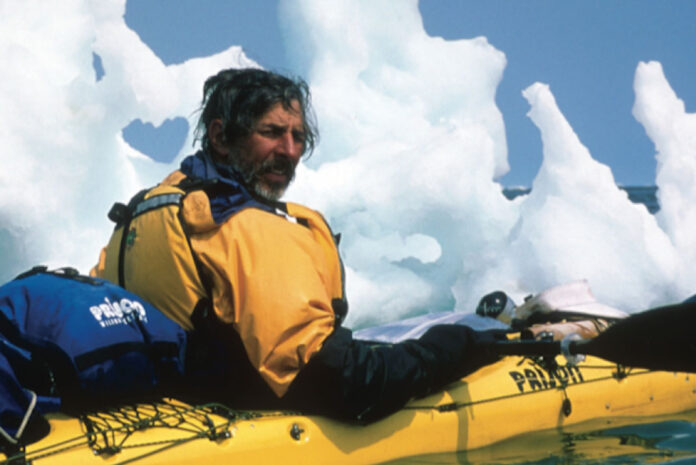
[{"left": 227, "top": 100, "right": 306, "bottom": 201}]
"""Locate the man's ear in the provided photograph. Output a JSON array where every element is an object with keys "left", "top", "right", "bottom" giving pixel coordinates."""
[{"left": 208, "top": 119, "right": 230, "bottom": 157}]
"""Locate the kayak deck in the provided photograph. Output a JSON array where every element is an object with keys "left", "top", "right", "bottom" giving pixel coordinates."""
[{"left": 3, "top": 355, "right": 696, "bottom": 465}]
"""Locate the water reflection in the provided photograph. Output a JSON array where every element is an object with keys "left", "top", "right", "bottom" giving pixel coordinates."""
[{"left": 379, "top": 413, "right": 696, "bottom": 464}]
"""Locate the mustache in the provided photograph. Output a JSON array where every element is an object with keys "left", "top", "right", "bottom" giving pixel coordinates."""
[
  {"left": 256, "top": 155, "right": 296, "bottom": 183},
  {"left": 224, "top": 148, "right": 297, "bottom": 200}
]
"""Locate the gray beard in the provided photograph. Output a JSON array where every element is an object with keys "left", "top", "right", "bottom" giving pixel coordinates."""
[{"left": 224, "top": 150, "right": 295, "bottom": 202}]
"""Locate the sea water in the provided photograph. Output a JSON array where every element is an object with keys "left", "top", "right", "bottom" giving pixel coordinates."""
[{"left": 504, "top": 186, "right": 661, "bottom": 215}]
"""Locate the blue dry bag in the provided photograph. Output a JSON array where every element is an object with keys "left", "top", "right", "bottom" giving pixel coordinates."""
[
  {"left": 0, "top": 266, "right": 187, "bottom": 444},
  {"left": 0, "top": 348, "right": 54, "bottom": 452}
]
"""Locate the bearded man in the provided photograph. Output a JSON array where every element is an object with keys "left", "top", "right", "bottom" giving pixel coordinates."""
[{"left": 91, "top": 68, "right": 502, "bottom": 423}]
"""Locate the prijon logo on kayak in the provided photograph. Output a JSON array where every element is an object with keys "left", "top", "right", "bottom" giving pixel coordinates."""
[
  {"left": 89, "top": 297, "right": 148, "bottom": 328},
  {"left": 509, "top": 365, "right": 585, "bottom": 393}
]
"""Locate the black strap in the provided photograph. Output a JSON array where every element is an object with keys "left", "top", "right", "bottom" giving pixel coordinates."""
[
  {"left": 113, "top": 189, "right": 148, "bottom": 287},
  {"left": 111, "top": 184, "right": 200, "bottom": 288},
  {"left": 331, "top": 298, "right": 348, "bottom": 327},
  {"left": 108, "top": 188, "right": 149, "bottom": 227},
  {"left": 107, "top": 202, "right": 130, "bottom": 225},
  {"left": 74, "top": 341, "right": 180, "bottom": 371},
  {"left": 12, "top": 265, "right": 49, "bottom": 281},
  {"left": 271, "top": 202, "right": 310, "bottom": 228},
  {"left": 13, "top": 266, "right": 102, "bottom": 286},
  {"left": 177, "top": 176, "right": 218, "bottom": 192}
]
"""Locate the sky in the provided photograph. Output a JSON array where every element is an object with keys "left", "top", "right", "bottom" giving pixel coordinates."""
[{"left": 123, "top": 0, "right": 696, "bottom": 187}]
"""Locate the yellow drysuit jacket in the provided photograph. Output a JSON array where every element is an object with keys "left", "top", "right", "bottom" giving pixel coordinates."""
[{"left": 92, "top": 152, "right": 346, "bottom": 397}]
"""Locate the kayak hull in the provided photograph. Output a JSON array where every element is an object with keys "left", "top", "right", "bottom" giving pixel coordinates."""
[{"left": 5, "top": 355, "right": 696, "bottom": 465}]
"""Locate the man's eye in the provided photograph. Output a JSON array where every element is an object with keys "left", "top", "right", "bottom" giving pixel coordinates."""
[
  {"left": 259, "top": 128, "right": 282, "bottom": 138},
  {"left": 293, "top": 131, "right": 306, "bottom": 144}
]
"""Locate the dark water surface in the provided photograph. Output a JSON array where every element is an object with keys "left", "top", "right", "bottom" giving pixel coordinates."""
[{"left": 503, "top": 186, "right": 660, "bottom": 214}]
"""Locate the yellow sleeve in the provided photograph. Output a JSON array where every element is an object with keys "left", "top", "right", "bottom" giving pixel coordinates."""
[
  {"left": 90, "top": 247, "right": 107, "bottom": 277},
  {"left": 189, "top": 207, "right": 338, "bottom": 397}
]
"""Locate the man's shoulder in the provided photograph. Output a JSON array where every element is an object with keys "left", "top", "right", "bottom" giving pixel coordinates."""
[
  {"left": 284, "top": 202, "right": 327, "bottom": 222},
  {"left": 161, "top": 170, "right": 187, "bottom": 186}
]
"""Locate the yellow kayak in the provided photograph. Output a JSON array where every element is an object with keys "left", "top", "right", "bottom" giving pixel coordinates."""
[{"left": 3, "top": 354, "right": 695, "bottom": 465}]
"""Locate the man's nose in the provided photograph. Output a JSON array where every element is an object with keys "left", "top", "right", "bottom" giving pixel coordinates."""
[{"left": 278, "top": 132, "right": 302, "bottom": 161}]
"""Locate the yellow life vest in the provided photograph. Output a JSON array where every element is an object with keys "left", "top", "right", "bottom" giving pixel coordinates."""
[
  {"left": 95, "top": 175, "right": 348, "bottom": 331},
  {"left": 94, "top": 168, "right": 348, "bottom": 395},
  {"left": 96, "top": 180, "right": 211, "bottom": 330}
]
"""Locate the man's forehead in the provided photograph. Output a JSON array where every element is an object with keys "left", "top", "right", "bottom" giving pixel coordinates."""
[{"left": 256, "top": 101, "right": 304, "bottom": 126}]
